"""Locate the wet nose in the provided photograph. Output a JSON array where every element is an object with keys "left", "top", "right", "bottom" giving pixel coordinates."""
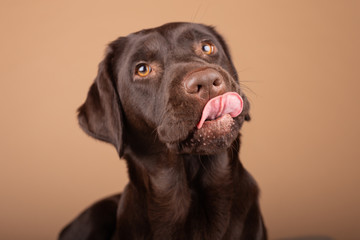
[{"left": 184, "top": 68, "right": 226, "bottom": 100}]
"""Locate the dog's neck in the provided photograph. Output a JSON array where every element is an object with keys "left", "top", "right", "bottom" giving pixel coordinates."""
[{"left": 119, "top": 136, "right": 247, "bottom": 239}]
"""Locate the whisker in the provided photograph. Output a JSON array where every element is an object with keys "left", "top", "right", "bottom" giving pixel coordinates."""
[
  {"left": 199, "top": 1, "right": 209, "bottom": 22},
  {"left": 239, "top": 82, "right": 257, "bottom": 97},
  {"left": 191, "top": 0, "right": 204, "bottom": 22},
  {"left": 236, "top": 66, "right": 253, "bottom": 73}
]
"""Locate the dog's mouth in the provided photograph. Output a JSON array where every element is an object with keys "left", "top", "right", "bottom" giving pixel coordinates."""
[
  {"left": 196, "top": 92, "right": 243, "bottom": 129},
  {"left": 167, "top": 92, "right": 244, "bottom": 154}
]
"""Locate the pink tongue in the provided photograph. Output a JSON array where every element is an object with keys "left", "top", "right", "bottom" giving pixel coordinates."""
[{"left": 197, "top": 92, "right": 243, "bottom": 129}]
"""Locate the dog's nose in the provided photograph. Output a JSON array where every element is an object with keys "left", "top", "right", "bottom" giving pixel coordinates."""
[{"left": 184, "top": 68, "right": 226, "bottom": 100}]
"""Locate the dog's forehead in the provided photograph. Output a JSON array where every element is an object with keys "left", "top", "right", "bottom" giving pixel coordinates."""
[
  {"left": 157, "top": 22, "right": 216, "bottom": 41},
  {"left": 127, "top": 23, "right": 217, "bottom": 49}
]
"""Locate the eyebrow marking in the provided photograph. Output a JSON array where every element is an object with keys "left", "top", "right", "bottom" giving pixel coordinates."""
[{"left": 130, "top": 33, "right": 166, "bottom": 62}]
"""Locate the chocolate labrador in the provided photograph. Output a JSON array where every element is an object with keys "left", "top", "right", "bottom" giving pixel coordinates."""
[{"left": 59, "top": 22, "right": 267, "bottom": 240}]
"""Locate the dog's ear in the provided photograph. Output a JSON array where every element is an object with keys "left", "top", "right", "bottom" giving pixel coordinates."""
[{"left": 77, "top": 41, "right": 125, "bottom": 157}]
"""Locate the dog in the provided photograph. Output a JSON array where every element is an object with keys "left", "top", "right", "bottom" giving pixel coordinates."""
[{"left": 59, "top": 22, "right": 267, "bottom": 240}]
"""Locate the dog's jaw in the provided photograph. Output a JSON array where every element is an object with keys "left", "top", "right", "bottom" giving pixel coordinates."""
[{"left": 165, "top": 114, "right": 242, "bottom": 154}]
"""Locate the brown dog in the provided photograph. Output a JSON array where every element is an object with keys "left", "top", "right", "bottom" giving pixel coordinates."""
[{"left": 59, "top": 22, "right": 267, "bottom": 240}]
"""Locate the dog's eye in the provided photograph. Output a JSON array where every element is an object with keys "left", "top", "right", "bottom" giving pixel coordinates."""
[
  {"left": 135, "top": 64, "right": 152, "bottom": 77},
  {"left": 201, "top": 43, "right": 215, "bottom": 55}
]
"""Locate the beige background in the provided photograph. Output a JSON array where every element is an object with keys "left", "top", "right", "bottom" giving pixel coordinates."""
[{"left": 1, "top": 0, "right": 359, "bottom": 239}]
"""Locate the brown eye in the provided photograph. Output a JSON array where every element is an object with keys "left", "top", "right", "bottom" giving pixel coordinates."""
[
  {"left": 135, "top": 64, "right": 152, "bottom": 77},
  {"left": 201, "top": 43, "right": 215, "bottom": 55}
]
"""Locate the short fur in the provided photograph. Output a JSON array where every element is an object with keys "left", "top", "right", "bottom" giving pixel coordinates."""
[{"left": 59, "top": 22, "right": 267, "bottom": 240}]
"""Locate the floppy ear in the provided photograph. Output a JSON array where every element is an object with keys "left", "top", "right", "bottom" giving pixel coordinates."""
[{"left": 77, "top": 45, "right": 124, "bottom": 157}]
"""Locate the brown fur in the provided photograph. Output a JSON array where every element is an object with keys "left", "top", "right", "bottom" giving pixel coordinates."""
[{"left": 59, "top": 22, "right": 266, "bottom": 240}]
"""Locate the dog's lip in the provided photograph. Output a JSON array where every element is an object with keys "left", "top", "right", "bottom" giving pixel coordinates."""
[{"left": 197, "top": 114, "right": 235, "bottom": 134}]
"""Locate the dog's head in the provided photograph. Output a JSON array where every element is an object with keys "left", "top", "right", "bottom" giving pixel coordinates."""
[{"left": 78, "top": 22, "right": 250, "bottom": 156}]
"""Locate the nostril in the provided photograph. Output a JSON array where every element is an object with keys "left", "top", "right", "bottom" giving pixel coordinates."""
[{"left": 213, "top": 78, "right": 222, "bottom": 87}]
